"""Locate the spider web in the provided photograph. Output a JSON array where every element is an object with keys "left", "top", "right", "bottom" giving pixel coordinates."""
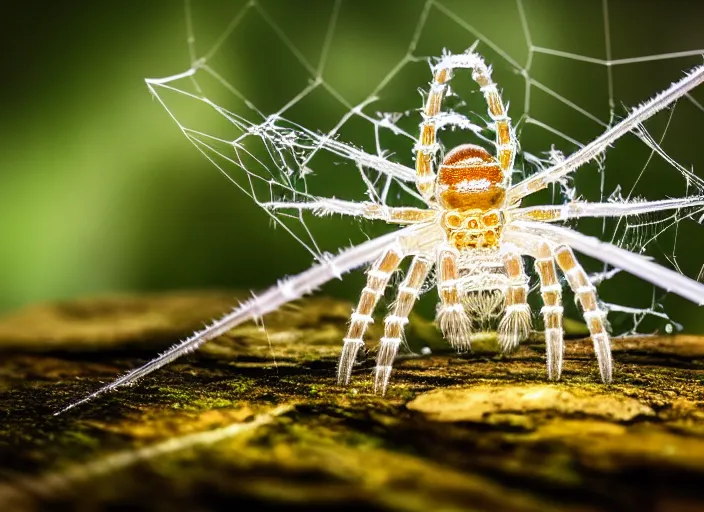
[{"left": 149, "top": 0, "right": 704, "bottom": 336}]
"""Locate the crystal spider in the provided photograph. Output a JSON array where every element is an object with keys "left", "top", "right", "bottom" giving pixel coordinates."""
[{"left": 57, "top": 50, "right": 704, "bottom": 414}]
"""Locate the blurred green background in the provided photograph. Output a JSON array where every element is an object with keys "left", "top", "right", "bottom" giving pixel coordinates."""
[{"left": 1, "top": 0, "right": 704, "bottom": 333}]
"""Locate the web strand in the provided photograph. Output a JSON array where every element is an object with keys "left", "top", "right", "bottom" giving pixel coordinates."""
[{"left": 153, "top": 0, "right": 704, "bottom": 333}]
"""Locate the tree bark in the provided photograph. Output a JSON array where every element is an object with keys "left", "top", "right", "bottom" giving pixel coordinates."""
[{"left": 0, "top": 291, "right": 703, "bottom": 511}]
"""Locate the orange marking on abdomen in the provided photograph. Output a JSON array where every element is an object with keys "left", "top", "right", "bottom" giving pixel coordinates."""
[
  {"left": 436, "top": 144, "right": 506, "bottom": 210},
  {"left": 438, "top": 164, "right": 502, "bottom": 186},
  {"left": 441, "top": 144, "right": 495, "bottom": 166},
  {"left": 437, "top": 144, "right": 504, "bottom": 186}
]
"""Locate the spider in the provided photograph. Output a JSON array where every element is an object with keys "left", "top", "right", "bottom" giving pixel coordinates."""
[{"left": 57, "top": 50, "right": 704, "bottom": 414}]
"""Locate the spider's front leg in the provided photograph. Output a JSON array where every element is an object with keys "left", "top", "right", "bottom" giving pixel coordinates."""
[
  {"left": 436, "top": 247, "right": 472, "bottom": 349},
  {"left": 497, "top": 252, "right": 532, "bottom": 352},
  {"left": 414, "top": 66, "right": 447, "bottom": 201},
  {"left": 554, "top": 245, "right": 613, "bottom": 383},
  {"left": 337, "top": 247, "right": 403, "bottom": 385}
]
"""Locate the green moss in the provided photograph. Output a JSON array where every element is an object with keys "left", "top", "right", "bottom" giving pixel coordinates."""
[
  {"left": 225, "top": 376, "right": 255, "bottom": 394},
  {"left": 191, "top": 397, "right": 236, "bottom": 409},
  {"left": 157, "top": 385, "right": 195, "bottom": 401}
]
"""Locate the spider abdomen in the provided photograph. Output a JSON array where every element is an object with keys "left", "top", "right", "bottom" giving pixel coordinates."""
[{"left": 436, "top": 144, "right": 506, "bottom": 210}]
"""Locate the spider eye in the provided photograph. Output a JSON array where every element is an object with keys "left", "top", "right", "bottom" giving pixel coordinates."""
[
  {"left": 444, "top": 212, "right": 463, "bottom": 229},
  {"left": 482, "top": 213, "right": 499, "bottom": 226},
  {"left": 482, "top": 230, "right": 498, "bottom": 247},
  {"left": 466, "top": 218, "right": 479, "bottom": 230}
]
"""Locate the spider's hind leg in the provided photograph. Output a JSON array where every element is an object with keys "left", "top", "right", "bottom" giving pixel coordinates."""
[{"left": 375, "top": 255, "right": 432, "bottom": 394}]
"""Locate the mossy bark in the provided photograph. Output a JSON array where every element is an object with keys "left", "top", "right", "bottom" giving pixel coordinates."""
[{"left": 0, "top": 291, "right": 703, "bottom": 511}]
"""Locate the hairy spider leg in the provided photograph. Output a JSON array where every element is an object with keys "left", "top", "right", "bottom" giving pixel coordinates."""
[
  {"left": 374, "top": 255, "right": 433, "bottom": 394},
  {"left": 415, "top": 51, "right": 517, "bottom": 202},
  {"left": 469, "top": 56, "right": 515, "bottom": 181},
  {"left": 497, "top": 252, "right": 532, "bottom": 351},
  {"left": 337, "top": 247, "right": 404, "bottom": 385},
  {"left": 534, "top": 242, "right": 565, "bottom": 379},
  {"left": 554, "top": 245, "right": 613, "bottom": 383},
  {"left": 415, "top": 66, "right": 449, "bottom": 201},
  {"left": 506, "top": 63, "right": 704, "bottom": 205},
  {"left": 265, "top": 199, "right": 436, "bottom": 225},
  {"left": 436, "top": 247, "right": 472, "bottom": 348}
]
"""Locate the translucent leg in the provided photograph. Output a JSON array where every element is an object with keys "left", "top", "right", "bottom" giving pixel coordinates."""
[
  {"left": 555, "top": 245, "right": 613, "bottom": 383},
  {"left": 436, "top": 247, "right": 472, "bottom": 349},
  {"left": 497, "top": 252, "right": 532, "bottom": 352},
  {"left": 534, "top": 243, "right": 564, "bottom": 380},
  {"left": 374, "top": 255, "right": 432, "bottom": 394},
  {"left": 337, "top": 247, "right": 403, "bottom": 385}
]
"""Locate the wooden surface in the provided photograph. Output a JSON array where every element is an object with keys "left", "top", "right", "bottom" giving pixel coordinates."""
[{"left": 0, "top": 291, "right": 703, "bottom": 511}]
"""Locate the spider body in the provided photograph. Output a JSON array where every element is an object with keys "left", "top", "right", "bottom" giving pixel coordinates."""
[
  {"left": 336, "top": 51, "right": 610, "bottom": 393},
  {"left": 435, "top": 144, "right": 511, "bottom": 348},
  {"left": 438, "top": 144, "right": 506, "bottom": 250}
]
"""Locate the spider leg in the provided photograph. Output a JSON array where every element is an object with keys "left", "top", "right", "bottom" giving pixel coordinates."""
[
  {"left": 375, "top": 255, "right": 433, "bottom": 394},
  {"left": 416, "top": 51, "right": 517, "bottom": 200},
  {"left": 497, "top": 252, "right": 532, "bottom": 352},
  {"left": 468, "top": 58, "right": 515, "bottom": 181},
  {"left": 554, "top": 245, "right": 613, "bottom": 383},
  {"left": 415, "top": 65, "right": 448, "bottom": 201},
  {"left": 534, "top": 243, "right": 565, "bottom": 380},
  {"left": 436, "top": 246, "right": 472, "bottom": 349},
  {"left": 337, "top": 247, "right": 404, "bottom": 385},
  {"left": 510, "top": 196, "right": 704, "bottom": 223},
  {"left": 263, "top": 198, "right": 436, "bottom": 224},
  {"left": 55, "top": 222, "right": 442, "bottom": 415},
  {"left": 508, "top": 221, "right": 704, "bottom": 305}
]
